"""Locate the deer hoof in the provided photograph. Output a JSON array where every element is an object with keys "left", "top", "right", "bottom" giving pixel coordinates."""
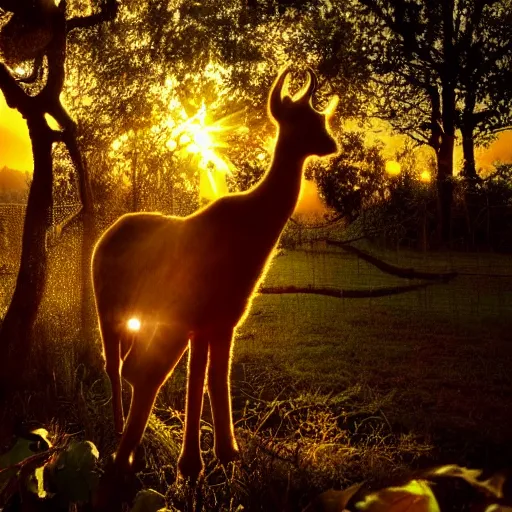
[
  {"left": 215, "top": 443, "right": 240, "bottom": 466},
  {"left": 177, "top": 452, "right": 204, "bottom": 482}
]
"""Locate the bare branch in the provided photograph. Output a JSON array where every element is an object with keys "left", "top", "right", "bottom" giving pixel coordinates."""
[
  {"left": 329, "top": 241, "right": 457, "bottom": 281},
  {"left": 259, "top": 281, "right": 442, "bottom": 299},
  {"left": 67, "top": 0, "right": 119, "bottom": 32}
]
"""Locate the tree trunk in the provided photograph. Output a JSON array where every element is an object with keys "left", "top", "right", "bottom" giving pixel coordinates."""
[
  {"left": 59, "top": 126, "right": 100, "bottom": 371},
  {"left": 68, "top": 137, "right": 99, "bottom": 369},
  {"left": 461, "top": 128, "right": 477, "bottom": 180},
  {"left": 0, "top": 115, "right": 54, "bottom": 391},
  {"left": 460, "top": 125, "right": 481, "bottom": 248},
  {"left": 436, "top": 133, "right": 455, "bottom": 246},
  {"left": 437, "top": 0, "right": 457, "bottom": 247}
]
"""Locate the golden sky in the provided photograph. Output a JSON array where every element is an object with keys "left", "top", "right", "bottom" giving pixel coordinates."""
[
  {"left": 0, "top": 93, "right": 32, "bottom": 171},
  {"left": 1, "top": 90, "right": 511, "bottom": 177}
]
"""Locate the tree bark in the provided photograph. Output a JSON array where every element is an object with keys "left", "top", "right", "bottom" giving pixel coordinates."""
[
  {"left": 427, "top": 83, "right": 455, "bottom": 248},
  {"left": 61, "top": 127, "right": 99, "bottom": 368},
  {"left": 436, "top": 133, "right": 455, "bottom": 246},
  {"left": 461, "top": 129, "right": 477, "bottom": 179}
]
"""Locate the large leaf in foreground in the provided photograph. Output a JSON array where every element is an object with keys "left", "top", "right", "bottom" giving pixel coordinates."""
[
  {"left": 130, "top": 489, "right": 167, "bottom": 512},
  {"left": 354, "top": 479, "right": 439, "bottom": 512},
  {"left": 44, "top": 440, "right": 100, "bottom": 503}
]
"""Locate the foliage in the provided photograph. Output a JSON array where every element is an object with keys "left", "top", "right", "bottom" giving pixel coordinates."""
[
  {"left": 59, "top": 0, "right": 371, "bottom": 217},
  {"left": 0, "top": 431, "right": 101, "bottom": 510},
  {"left": 350, "top": 0, "right": 512, "bottom": 148},
  {"left": 130, "top": 489, "right": 167, "bottom": 512},
  {"left": 452, "top": 162, "right": 512, "bottom": 250},
  {"left": 44, "top": 440, "right": 100, "bottom": 503},
  {"left": 309, "top": 464, "right": 509, "bottom": 511},
  {"left": 314, "top": 131, "right": 387, "bottom": 222}
]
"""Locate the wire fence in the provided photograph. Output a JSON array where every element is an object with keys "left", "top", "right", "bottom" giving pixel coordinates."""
[{"left": 1, "top": 205, "right": 511, "bottom": 332}]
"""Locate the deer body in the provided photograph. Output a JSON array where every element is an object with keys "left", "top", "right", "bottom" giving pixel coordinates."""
[{"left": 92, "top": 67, "right": 338, "bottom": 480}]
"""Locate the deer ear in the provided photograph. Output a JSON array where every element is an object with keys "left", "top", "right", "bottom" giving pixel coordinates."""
[
  {"left": 323, "top": 95, "right": 339, "bottom": 117},
  {"left": 269, "top": 66, "right": 291, "bottom": 120}
]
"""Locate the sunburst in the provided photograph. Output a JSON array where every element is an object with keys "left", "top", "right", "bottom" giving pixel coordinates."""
[{"left": 169, "top": 102, "right": 246, "bottom": 199}]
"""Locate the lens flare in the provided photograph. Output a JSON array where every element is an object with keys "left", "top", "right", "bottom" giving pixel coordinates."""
[{"left": 127, "top": 318, "right": 141, "bottom": 331}]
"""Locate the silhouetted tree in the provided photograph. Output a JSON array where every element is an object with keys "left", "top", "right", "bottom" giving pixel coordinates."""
[
  {"left": 340, "top": 0, "right": 512, "bottom": 245},
  {"left": 0, "top": 0, "right": 118, "bottom": 392},
  {"left": 315, "top": 131, "right": 387, "bottom": 222}
]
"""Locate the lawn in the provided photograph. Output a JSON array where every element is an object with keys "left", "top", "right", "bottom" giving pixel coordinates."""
[
  {"left": 233, "top": 246, "right": 512, "bottom": 468},
  {"left": 1, "top": 243, "right": 512, "bottom": 510}
]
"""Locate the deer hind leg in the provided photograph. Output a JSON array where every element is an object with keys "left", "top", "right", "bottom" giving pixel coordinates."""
[
  {"left": 177, "top": 334, "right": 209, "bottom": 481},
  {"left": 115, "top": 325, "right": 188, "bottom": 471},
  {"left": 97, "top": 315, "right": 125, "bottom": 435},
  {"left": 207, "top": 328, "right": 239, "bottom": 466}
]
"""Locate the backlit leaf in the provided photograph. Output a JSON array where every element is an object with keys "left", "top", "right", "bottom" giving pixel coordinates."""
[
  {"left": 425, "top": 465, "right": 505, "bottom": 499},
  {"left": 354, "top": 479, "right": 440, "bottom": 512},
  {"left": 305, "top": 483, "right": 363, "bottom": 511}
]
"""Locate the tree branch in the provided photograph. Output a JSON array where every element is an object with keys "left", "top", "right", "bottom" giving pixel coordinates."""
[
  {"left": 67, "top": 0, "right": 119, "bottom": 32},
  {"left": 358, "top": 0, "right": 441, "bottom": 71},
  {"left": 0, "top": 62, "right": 31, "bottom": 114},
  {"left": 327, "top": 241, "right": 458, "bottom": 281},
  {"left": 259, "top": 281, "right": 442, "bottom": 299}
]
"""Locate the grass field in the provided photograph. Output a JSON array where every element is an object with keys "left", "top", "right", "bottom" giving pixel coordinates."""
[
  {"left": 234, "top": 246, "right": 512, "bottom": 466},
  {"left": 1, "top": 243, "right": 512, "bottom": 509}
]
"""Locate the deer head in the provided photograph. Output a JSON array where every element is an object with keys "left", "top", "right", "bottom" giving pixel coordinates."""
[{"left": 269, "top": 67, "right": 339, "bottom": 158}]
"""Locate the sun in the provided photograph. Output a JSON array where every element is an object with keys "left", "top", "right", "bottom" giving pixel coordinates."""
[{"left": 168, "top": 101, "right": 245, "bottom": 200}]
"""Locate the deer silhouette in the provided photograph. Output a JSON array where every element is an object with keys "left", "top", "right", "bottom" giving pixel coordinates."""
[{"left": 92, "top": 66, "right": 338, "bottom": 480}]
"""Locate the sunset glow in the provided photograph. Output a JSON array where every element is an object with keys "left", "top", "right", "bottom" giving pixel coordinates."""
[{"left": 0, "top": 93, "right": 32, "bottom": 172}]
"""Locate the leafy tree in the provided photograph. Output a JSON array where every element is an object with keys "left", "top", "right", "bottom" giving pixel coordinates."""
[
  {"left": 63, "top": 0, "right": 366, "bottom": 217},
  {"left": 457, "top": 1, "right": 512, "bottom": 179},
  {"left": 315, "top": 131, "right": 387, "bottom": 222},
  {"left": 0, "top": 0, "right": 117, "bottom": 392},
  {"left": 327, "top": 0, "right": 512, "bottom": 244}
]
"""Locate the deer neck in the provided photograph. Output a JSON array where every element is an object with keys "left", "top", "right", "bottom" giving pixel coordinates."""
[{"left": 251, "top": 133, "right": 307, "bottom": 224}]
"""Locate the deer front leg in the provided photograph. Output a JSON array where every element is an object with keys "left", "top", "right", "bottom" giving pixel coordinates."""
[
  {"left": 207, "top": 329, "right": 239, "bottom": 466},
  {"left": 178, "top": 336, "right": 209, "bottom": 481}
]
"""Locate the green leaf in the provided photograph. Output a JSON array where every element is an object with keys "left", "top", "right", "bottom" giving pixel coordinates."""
[
  {"left": 130, "top": 489, "right": 167, "bottom": 512},
  {"left": 0, "top": 429, "right": 51, "bottom": 494},
  {"left": 354, "top": 479, "right": 440, "bottom": 512},
  {"left": 44, "top": 440, "right": 100, "bottom": 504},
  {"left": 425, "top": 464, "right": 505, "bottom": 499}
]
